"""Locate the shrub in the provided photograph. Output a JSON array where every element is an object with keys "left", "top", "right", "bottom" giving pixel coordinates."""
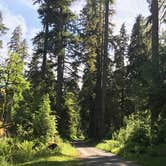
[
  {"left": 0, "top": 137, "right": 71, "bottom": 165},
  {"left": 97, "top": 110, "right": 152, "bottom": 154},
  {"left": 121, "top": 111, "right": 151, "bottom": 153},
  {"left": 96, "top": 140, "right": 121, "bottom": 153}
]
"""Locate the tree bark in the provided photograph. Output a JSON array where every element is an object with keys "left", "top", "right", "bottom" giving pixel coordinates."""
[
  {"left": 56, "top": 8, "right": 65, "bottom": 136},
  {"left": 42, "top": 4, "right": 49, "bottom": 78},
  {"left": 101, "top": 0, "right": 109, "bottom": 133},
  {"left": 152, "top": 0, "right": 159, "bottom": 78},
  {"left": 151, "top": 0, "right": 159, "bottom": 123},
  {"left": 56, "top": 52, "right": 64, "bottom": 114},
  {"left": 92, "top": 0, "right": 103, "bottom": 140},
  {"left": 93, "top": 0, "right": 109, "bottom": 140}
]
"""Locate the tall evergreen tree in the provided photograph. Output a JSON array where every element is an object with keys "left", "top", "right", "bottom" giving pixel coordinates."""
[
  {"left": 147, "top": 0, "right": 165, "bottom": 123},
  {"left": 8, "top": 26, "right": 28, "bottom": 60},
  {"left": 106, "top": 24, "right": 129, "bottom": 129},
  {"left": 127, "top": 15, "right": 150, "bottom": 112},
  {"left": 33, "top": 0, "right": 80, "bottom": 138},
  {"left": 33, "top": 0, "right": 52, "bottom": 77},
  {"left": 114, "top": 24, "right": 128, "bottom": 69},
  {"left": 79, "top": 0, "right": 114, "bottom": 139},
  {"left": 79, "top": 0, "right": 103, "bottom": 138},
  {"left": 50, "top": 0, "right": 75, "bottom": 137},
  {"left": 8, "top": 26, "right": 22, "bottom": 53},
  {"left": 100, "top": 0, "right": 110, "bottom": 139},
  {"left": 0, "top": 12, "right": 8, "bottom": 48},
  {"left": 151, "top": 0, "right": 159, "bottom": 77}
]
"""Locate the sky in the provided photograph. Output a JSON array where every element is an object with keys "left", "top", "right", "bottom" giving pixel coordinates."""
[{"left": 0, "top": 0, "right": 150, "bottom": 58}]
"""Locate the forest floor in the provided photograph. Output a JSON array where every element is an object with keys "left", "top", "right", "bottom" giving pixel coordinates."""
[
  {"left": 74, "top": 142, "right": 141, "bottom": 166},
  {"left": 16, "top": 143, "right": 80, "bottom": 166}
]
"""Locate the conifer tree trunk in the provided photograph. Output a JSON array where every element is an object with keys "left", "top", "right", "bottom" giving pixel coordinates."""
[
  {"left": 101, "top": 0, "right": 109, "bottom": 134},
  {"left": 42, "top": 21, "right": 48, "bottom": 77},
  {"left": 42, "top": 23, "right": 48, "bottom": 78},
  {"left": 93, "top": 0, "right": 109, "bottom": 139},
  {"left": 56, "top": 8, "right": 65, "bottom": 136},
  {"left": 152, "top": 0, "right": 159, "bottom": 74},
  {"left": 151, "top": 0, "right": 159, "bottom": 122},
  {"left": 93, "top": 0, "right": 103, "bottom": 139},
  {"left": 56, "top": 52, "right": 64, "bottom": 114},
  {"left": 94, "top": 48, "right": 102, "bottom": 139}
]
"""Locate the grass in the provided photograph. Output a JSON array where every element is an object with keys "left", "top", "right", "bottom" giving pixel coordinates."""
[
  {"left": 96, "top": 141, "right": 166, "bottom": 166},
  {"left": 96, "top": 140, "right": 122, "bottom": 154},
  {"left": 16, "top": 142, "right": 79, "bottom": 166},
  {"left": 17, "top": 155, "right": 79, "bottom": 166},
  {"left": 58, "top": 142, "right": 78, "bottom": 156},
  {"left": 0, "top": 141, "right": 80, "bottom": 166}
]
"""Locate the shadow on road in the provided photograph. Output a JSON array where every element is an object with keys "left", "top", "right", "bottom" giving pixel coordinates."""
[
  {"left": 19, "top": 156, "right": 140, "bottom": 166},
  {"left": 73, "top": 141, "right": 141, "bottom": 166},
  {"left": 20, "top": 155, "right": 140, "bottom": 166},
  {"left": 79, "top": 155, "right": 140, "bottom": 166}
]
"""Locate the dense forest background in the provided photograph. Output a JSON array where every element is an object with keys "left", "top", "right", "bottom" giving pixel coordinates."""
[{"left": 0, "top": 0, "right": 166, "bottom": 165}]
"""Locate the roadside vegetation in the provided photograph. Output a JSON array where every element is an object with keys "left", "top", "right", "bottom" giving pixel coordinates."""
[
  {"left": 97, "top": 110, "right": 166, "bottom": 166},
  {"left": 0, "top": 137, "right": 79, "bottom": 166}
]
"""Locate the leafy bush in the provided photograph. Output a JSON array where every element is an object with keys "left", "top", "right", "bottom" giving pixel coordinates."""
[
  {"left": 96, "top": 140, "right": 121, "bottom": 154},
  {"left": 113, "top": 110, "right": 151, "bottom": 153},
  {"left": 97, "top": 110, "right": 152, "bottom": 154}
]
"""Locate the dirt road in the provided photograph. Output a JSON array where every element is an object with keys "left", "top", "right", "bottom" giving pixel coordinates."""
[{"left": 74, "top": 142, "right": 141, "bottom": 166}]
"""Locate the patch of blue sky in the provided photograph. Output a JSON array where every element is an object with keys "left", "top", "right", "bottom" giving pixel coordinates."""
[{"left": 0, "top": 0, "right": 41, "bottom": 30}]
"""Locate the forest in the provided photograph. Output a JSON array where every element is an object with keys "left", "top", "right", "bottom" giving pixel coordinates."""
[{"left": 0, "top": 0, "right": 166, "bottom": 166}]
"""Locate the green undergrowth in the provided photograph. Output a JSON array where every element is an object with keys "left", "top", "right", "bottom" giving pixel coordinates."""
[
  {"left": 17, "top": 143, "right": 79, "bottom": 166},
  {"left": 17, "top": 142, "right": 79, "bottom": 166},
  {"left": 18, "top": 155, "right": 79, "bottom": 166},
  {"left": 0, "top": 138, "right": 79, "bottom": 166},
  {"left": 122, "top": 144, "right": 166, "bottom": 166},
  {"left": 96, "top": 110, "right": 166, "bottom": 166},
  {"left": 96, "top": 140, "right": 122, "bottom": 154},
  {"left": 97, "top": 141, "right": 166, "bottom": 166}
]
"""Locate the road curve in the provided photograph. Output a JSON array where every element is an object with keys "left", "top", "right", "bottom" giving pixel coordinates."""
[{"left": 74, "top": 142, "right": 141, "bottom": 166}]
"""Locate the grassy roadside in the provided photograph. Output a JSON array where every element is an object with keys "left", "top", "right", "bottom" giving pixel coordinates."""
[
  {"left": 17, "top": 143, "right": 79, "bottom": 166},
  {"left": 18, "top": 155, "right": 78, "bottom": 166},
  {"left": 0, "top": 140, "right": 80, "bottom": 166},
  {"left": 96, "top": 141, "right": 166, "bottom": 166}
]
